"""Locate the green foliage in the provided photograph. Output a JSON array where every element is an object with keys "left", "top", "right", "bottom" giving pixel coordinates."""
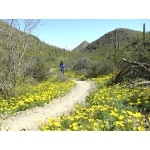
[
  {"left": 69, "top": 27, "right": 150, "bottom": 82},
  {"left": 87, "top": 61, "right": 114, "bottom": 78},
  {"left": 55, "top": 74, "right": 69, "bottom": 82},
  {"left": 0, "top": 20, "right": 72, "bottom": 99},
  {"left": 72, "top": 57, "right": 92, "bottom": 70},
  {"left": 25, "top": 58, "right": 49, "bottom": 82}
]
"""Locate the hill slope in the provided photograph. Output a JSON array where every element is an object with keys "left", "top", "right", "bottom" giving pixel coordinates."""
[
  {"left": 72, "top": 40, "right": 89, "bottom": 52},
  {"left": 69, "top": 27, "right": 150, "bottom": 78},
  {"left": 0, "top": 20, "right": 70, "bottom": 67},
  {"left": 84, "top": 28, "right": 143, "bottom": 52}
]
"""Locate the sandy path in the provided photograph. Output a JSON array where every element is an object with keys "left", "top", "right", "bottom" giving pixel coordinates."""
[{"left": 0, "top": 80, "right": 95, "bottom": 131}]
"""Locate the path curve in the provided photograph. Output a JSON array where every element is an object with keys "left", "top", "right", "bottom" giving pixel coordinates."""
[{"left": 0, "top": 80, "right": 95, "bottom": 131}]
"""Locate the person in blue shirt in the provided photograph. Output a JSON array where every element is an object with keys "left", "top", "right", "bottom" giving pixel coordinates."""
[{"left": 60, "top": 60, "right": 66, "bottom": 76}]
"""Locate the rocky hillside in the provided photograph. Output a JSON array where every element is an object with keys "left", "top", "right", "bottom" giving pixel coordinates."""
[
  {"left": 84, "top": 28, "right": 143, "bottom": 52},
  {"left": 72, "top": 40, "right": 89, "bottom": 52}
]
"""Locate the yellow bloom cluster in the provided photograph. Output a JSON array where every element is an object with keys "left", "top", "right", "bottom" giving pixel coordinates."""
[
  {"left": 40, "top": 74, "right": 149, "bottom": 131},
  {"left": 0, "top": 79, "right": 76, "bottom": 117}
]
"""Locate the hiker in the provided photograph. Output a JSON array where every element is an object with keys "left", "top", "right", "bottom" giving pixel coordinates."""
[{"left": 60, "top": 60, "right": 66, "bottom": 75}]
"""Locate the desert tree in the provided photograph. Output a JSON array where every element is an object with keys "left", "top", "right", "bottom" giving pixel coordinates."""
[{"left": 0, "top": 19, "right": 40, "bottom": 99}]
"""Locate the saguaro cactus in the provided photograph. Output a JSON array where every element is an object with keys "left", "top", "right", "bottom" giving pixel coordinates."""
[
  {"left": 143, "top": 23, "right": 146, "bottom": 47},
  {"left": 115, "top": 29, "right": 117, "bottom": 51},
  {"left": 114, "top": 28, "right": 119, "bottom": 52}
]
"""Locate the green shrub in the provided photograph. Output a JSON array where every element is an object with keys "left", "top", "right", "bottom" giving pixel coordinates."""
[{"left": 25, "top": 58, "right": 49, "bottom": 82}]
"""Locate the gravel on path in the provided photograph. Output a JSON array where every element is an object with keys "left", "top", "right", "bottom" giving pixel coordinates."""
[{"left": 0, "top": 80, "right": 95, "bottom": 131}]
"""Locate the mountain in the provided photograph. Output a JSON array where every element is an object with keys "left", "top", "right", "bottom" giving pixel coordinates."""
[
  {"left": 84, "top": 28, "right": 143, "bottom": 52},
  {"left": 72, "top": 40, "right": 89, "bottom": 52},
  {"left": 69, "top": 27, "right": 150, "bottom": 79},
  {"left": 69, "top": 27, "right": 149, "bottom": 70}
]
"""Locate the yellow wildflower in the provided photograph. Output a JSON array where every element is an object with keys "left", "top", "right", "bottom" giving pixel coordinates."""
[
  {"left": 93, "top": 123, "right": 98, "bottom": 127},
  {"left": 127, "top": 111, "right": 134, "bottom": 116},
  {"left": 19, "top": 101, "right": 24, "bottom": 106},
  {"left": 148, "top": 116, "right": 150, "bottom": 121},
  {"left": 129, "top": 102, "right": 134, "bottom": 106},
  {"left": 115, "top": 121, "right": 124, "bottom": 127},
  {"left": 118, "top": 115, "right": 124, "bottom": 120},
  {"left": 54, "top": 122, "right": 61, "bottom": 127},
  {"left": 100, "top": 124, "right": 105, "bottom": 129},
  {"left": 110, "top": 111, "right": 118, "bottom": 117},
  {"left": 132, "top": 112, "right": 143, "bottom": 118},
  {"left": 137, "top": 126, "right": 145, "bottom": 131},
  {"left": 73, "top": 126, "right": 78, "bottom": 130},
  {"left": 72, "top": 122, "right": 78, "bottom": 127},
  {"left": 127, "top": 119, "right": 132, "bottom": 123}
]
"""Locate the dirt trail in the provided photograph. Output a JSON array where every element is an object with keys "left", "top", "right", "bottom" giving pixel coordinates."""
[{"left": 0, "top": 80, "right": 95, "bottom": 131}]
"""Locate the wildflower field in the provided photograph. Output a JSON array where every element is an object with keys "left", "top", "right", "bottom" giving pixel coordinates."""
[
  {"left": 40, "top": 74, "right": 150, "bottom": 131},
  {"left": 0, "top": 77, "right": 76, "bottom": 118}
]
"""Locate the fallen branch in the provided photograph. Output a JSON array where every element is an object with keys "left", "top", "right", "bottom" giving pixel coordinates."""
[
  {"left": 134, "top": 81, "right": 150, "bottom": 87},
  {"left": 123, "top": 58, "right": 150, "bottom": 72}
]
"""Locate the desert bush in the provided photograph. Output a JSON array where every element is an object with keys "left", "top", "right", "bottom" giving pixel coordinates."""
[
  {"left": 55, "top": 74, "right": 69, "bottom": 82},
  {"left": 25, "top": 58, "right": 49, "bottom": 82},
  {"left": 72, "top": 57, "right": 92, "bottom": 70}
]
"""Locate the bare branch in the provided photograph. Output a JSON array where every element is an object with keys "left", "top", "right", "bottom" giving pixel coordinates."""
[
  {"left": 134, "top": 81, "right": 150, "bottom": 87},
  {"left": 123, "top": 58, "right": 150, "bottom": 72},
  {"left": 24, "top": 19, "right": 41, "bottom": 34},
  {"left": 0, "top": 19, "right": 41, "bottom": 98}
]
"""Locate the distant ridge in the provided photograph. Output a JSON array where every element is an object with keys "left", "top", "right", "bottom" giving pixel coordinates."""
[{"left": 72, "top": 40, "right": 89, "bottom": 52}]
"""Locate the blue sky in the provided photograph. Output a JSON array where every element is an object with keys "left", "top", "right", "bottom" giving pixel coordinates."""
[
  {"left": 1, "top": 1, "right": 150, "bottom": 51},
  {"left": 32, "top": 19, "right": 150, "bottom": 50}
]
